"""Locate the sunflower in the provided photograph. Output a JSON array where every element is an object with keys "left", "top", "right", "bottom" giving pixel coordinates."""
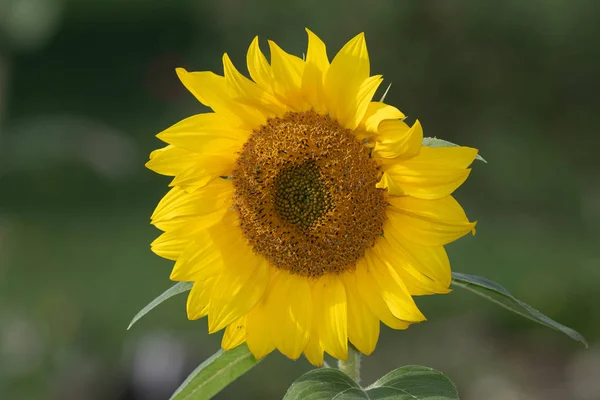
[{"left": 147, "top": 29, "right": 477, "bottom": 366}]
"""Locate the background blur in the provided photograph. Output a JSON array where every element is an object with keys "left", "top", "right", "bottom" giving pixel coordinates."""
[{"left": 1, "top": 0, "right": 599, "bottom": 399}]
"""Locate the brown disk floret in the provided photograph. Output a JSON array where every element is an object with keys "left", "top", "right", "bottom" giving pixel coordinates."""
[{"left": 232, "top": 111, "right": 387, "bottom": 277}]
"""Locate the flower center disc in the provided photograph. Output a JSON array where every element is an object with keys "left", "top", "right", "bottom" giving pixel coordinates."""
[{"left": 232, "top": 111, "right": 387, "bottom": 277}]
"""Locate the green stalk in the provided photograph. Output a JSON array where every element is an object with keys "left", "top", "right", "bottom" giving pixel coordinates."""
[{"left": 338, "top": 345, "right": 361, "bottom": 384}]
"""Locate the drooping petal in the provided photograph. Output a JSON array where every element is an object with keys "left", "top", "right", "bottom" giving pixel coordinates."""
[
  {"left": 156, "top": 113, "right": 247, "bottom": 154},
  {"left": 176, "top": 68, "right": 265, "bottom": 128},
  {"left": 340, "top": 273, "right": 380, "bottom": 355},
  {"left": 268, "top": 40, "right": 307, "bottom": 109},
  {"left": 265, "top": 270, "right": 311, "bottom": 359},
  {"left": 353, "top": 258, "right": 412, "bottom": 330},
  {"left": 246, "top": 36, "right": 273, "bottom": 91},
  {"left": 206, "top": 217, "right": 270, "bottom": 333},
  {"left": 375, "top": 172, "right": 405, "bottom": 197},
  {"left": 358, "top": 102, "right": 405, "bottom": 133},
  {"left": 380, "top": 230, "right": 452, "bottom": 294},
  {"left": 324, "top": 32, "right": 370, "bottom": 130},
  {"left": 373, "top": 119, "right": 422, "bottom": 160},
  {"left": 301, "top": 28, "right": 329, "bottom": 113},
  {"left": 207, "top": 252, "right": 269, "bottom": 333},
  {"left": 387, "top": 195, "right": 476, "bottom": 246},
  {"left": 378, "top": 146, "right": 478, "bottom": 200},
  {"left": 150, "top": 179, "right": 232, "bottom": 229},
  {"left": 363, "top": 251, "right": 426, "bottom": 322},
  {"left": 222, "top": 53, "right": 284, "bottom": 116},
  {"left": 222, "top": 316, "right": 247, "bottom": 350},
  {"left": 312, "top": 274, "right": 348, "bottom": 360},
  {"left": 186, "top": 277, "right": 215, "bottom": 320},
  {"left": 372, "top": 235, "right": 451, "bottom": 296},
  {"left": 303, "top": 329, "right": 325, "bottom": 367},
  {"left": 246, "top": 300, "right": 275, "bottom": 359}
]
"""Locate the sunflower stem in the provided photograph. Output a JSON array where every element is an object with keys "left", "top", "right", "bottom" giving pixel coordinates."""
[{"left": 338, "top": 345, "right": 361, "bottom": 384}]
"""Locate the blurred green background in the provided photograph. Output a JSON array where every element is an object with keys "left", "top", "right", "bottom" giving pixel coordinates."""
[{"left": 1, "top": 0, "right": 599, "bottom": 399}]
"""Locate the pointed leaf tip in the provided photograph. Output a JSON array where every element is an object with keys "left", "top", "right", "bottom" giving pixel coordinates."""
[
  {"left": 127, "top": 281, "right": 193, "bottom": 330},
  {"left": 451, "top": 272, "right": 587, "bottom": 347}
]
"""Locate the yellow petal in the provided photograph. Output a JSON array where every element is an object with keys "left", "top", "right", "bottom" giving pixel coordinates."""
[
  {"left": 186, "top": 277, "right": 215, "bottom": 320},
  {"left": 207, "top": 251, "right": 269, "bottom": 333},
  {"left": 268, "top": 40, "right": 307, "bottom": 109},
  {"left": 169, "top": 170, "right": 213, "bottom": 193},
  {"left": 206, "top": 216, "right": 270, "bottom": 333},
  {"left": 266, "top": 270, "right": 311, "bottom": 359},
  {"left": 246, "top": 36, "right": 273, "bottom": 91},
  {"left": 373, "top": 235, "right": 450, "bottom": 296},
  {"left": 380, "top": 229, "right": 452, "bottom": 293},
  {"left": 222, "top": 316, "right": 246, "bottom": 350},
  {"left": 170, "top": 230, "right": 223, "bottom": 281},
  {"left": 156, "top": 113, "right": 247, "bottom": 154},
  {"left": 350, "top": 75, "right": 383, "bottom": 131},
  {"left": 358, "top": 102, "right": 405, "bottom": 133},
  {"left": 304, "top": 330, "right": 325, "bottom": 367},
  {"left": 222, "top": 53, "right": 284, "bottom": 116},
  {"left": 364, "top": 251, "right": 425, "bottom": 322},
  {"left": 375, "top": 171, "right": 405, "bottom": 197},
  {"left": 209, "top": 211, "right": 262, "bottom": 269},
  {"left": 246, "top": 301, "right": 275, "bottom": 359},
  {"left": 340, "top": 273, "right": 380, "bottom": 355},
  {"left": 151, "top": 179, "right": 232, "bottom": 228},
  {"left": 312, "top": 274, "right": 348, "bottom": 360},
  {"left": 373, "top": 119, "right": 422, "bottom": 160},
  {"left": 387, "top": 195, "right": 476, "bottom": 246},
  {"left": 146, "top": 145, "right": 202, "bottom": 177},
  {"left": 324, "top": 32, "right": 370, "bottom": 130},
  {"left": 168, "top": 154, "right": 235, "bottom": 193},
  {"left": 176, "top": 68, "right": 265, "bottom": 129},
  {"left": 151, "top": 230, "right": 189, "bottom": 261},
  {"left": 401, "top": 241, "right": 451, "bottom": 289},
  {"left": 151, "top": 211, "right": 226, "bottom": 260},
  {"left": 152, "top": 205, "right": 229, "bottom": 233},
  {"left": 353, "top": 258, "right": 412, "bottom": 330},
  {"left": 301, "top": 28, "right": 329, "bottom": 113},
  {"left": 379, "top": 146, "right": 478, "bottom": 200}
]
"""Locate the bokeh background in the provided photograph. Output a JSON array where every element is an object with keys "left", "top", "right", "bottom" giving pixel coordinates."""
[{"left": 1, "top": 0, "right": 599, "bottom": 399}]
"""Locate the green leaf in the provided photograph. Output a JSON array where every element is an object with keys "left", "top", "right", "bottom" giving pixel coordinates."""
[
  {"left": 451, "top": 272, "right": 587, "bottom": 347},
  {"left": 283, "top": 368, "right": 368, "bottom": 400},
  {"left": 284, "top": 367, "right": 458, "bottom": 400},
  {"left": 170, "top": 344, "right": 262, "bottom": 400},
  {"left": 127, "top": 281, "right": 193, "bottom": 330},
  {"left": 367, "top": 366, "right": 458, "bottom": 399},
  {"left": 422, "top": 137, "right": 487, "bottom": 163}
]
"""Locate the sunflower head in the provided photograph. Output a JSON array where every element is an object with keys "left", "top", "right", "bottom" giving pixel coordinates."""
[
  {"left": 147, "top": 29, "right": 478, "bottom": 366},
  {"left": 233, "top": 110, "right": 388, "bottom": 277}
]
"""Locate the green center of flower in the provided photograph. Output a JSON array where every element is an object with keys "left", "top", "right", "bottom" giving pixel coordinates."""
[
  {"left": 232, "top": 111, "right": 387, "bottom": 277},
  {"left": 273, "top": 161, "right": 333, "bottom": 230}
]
